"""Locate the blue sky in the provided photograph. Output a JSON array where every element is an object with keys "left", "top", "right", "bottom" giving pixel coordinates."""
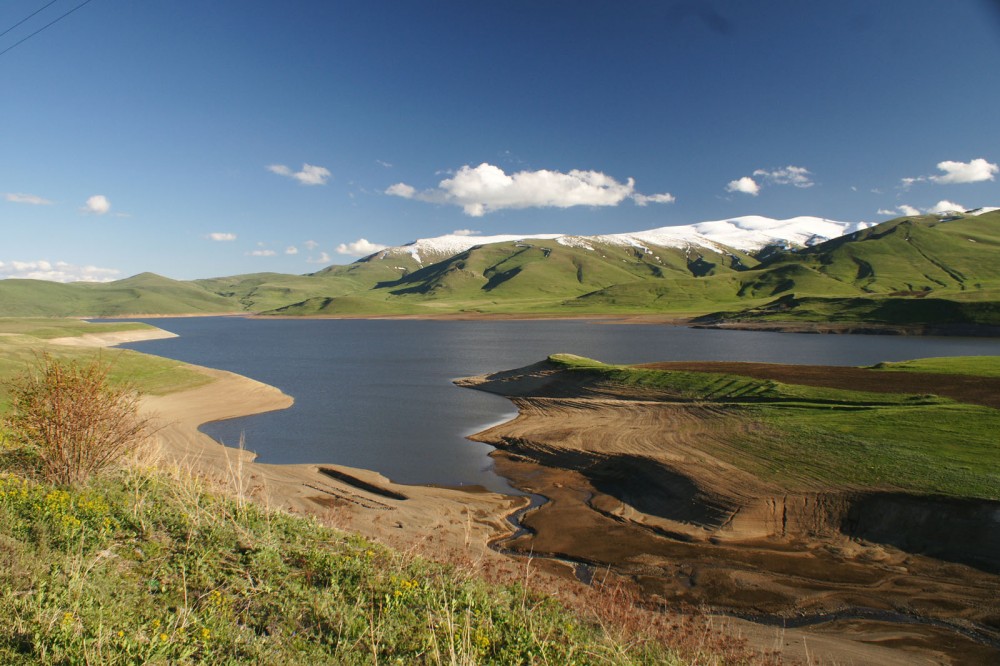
[{"left": 2, "top": 0, "right": 999, "bottom": 281}]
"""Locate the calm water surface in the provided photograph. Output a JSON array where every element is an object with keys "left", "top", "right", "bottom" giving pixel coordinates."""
[{"left": 118, "top": 318, "right": 1000, "bottom": 492}]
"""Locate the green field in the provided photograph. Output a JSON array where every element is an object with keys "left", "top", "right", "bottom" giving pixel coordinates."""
[
  {"left": 872, "top": 355, "right": 1000, "bottom": 378},
  {"left": 548, "top": 354, "right": 1000, "bottom": 499},
  {"left": 0, "top": 320, "right": 211, "bottom": 413}
]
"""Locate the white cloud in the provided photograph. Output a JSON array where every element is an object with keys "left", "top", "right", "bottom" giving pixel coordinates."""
[
  {"left": 929, "top": 158, "right": 998, "bottom": 185},
  {"left": 452, "top": 229, "right": 480, "bottom": 236},
  {"left": 303, "top": 239, "right": 319, "bottom": 250},
  {"left": 376, "top": 160, "right": 393, "bottom": 168},
  {"left": 0, "top": 259, "right": 119, "bottom": 283},
  {"left": 336, "top": 238, "right": 387, "bottom": 256},
  {"left": 880, "top": 202, "right": 965, "bottom": 217},
  {"left": 385, "top": 182, "right": 417, "bottom": 199},
  {"left": 727, "top": 165, "right": 814, "bottom": 196},
  {"left": 386, "top": 163, "right": 666, "bottom": 217},
  {"left": 267, "top": 163, "right": 331, "bottom": 186},
  {"left": 247, "top": 249, "right": 276, "bottom": 257},
  {"left": 927, "top": 200, "right": 966, "bottom": 214},
  {"left": 285, "top": 246, "right": 299, "bottom": 255},
  {"left": 633, "top": 192, "right": 676, "bottom": 206},
  {"left": 901, "top": 158, "right": 998, "bottom": 189},
  {"left": 307, "top": 252, "right": 332, "bottom": 264},
  {"left": 208, "top": 232, "right": 236, "bottom": 241},
  {"left": 81, "top": 195, "right": 111, "bottom": 215},
  {"left": 726, "top": 176, "right": 760, "bottom": 196},
  {"left": 754, "top": 166, "right": 814, "bottom": 188},
  {"left": 4, "top": 192, "right": 53, "bottom": 205}
]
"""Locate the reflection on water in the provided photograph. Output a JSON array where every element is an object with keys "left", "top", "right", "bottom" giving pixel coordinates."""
[{"left": 117, "top": 317, "right": 1000, "bottom": 493}]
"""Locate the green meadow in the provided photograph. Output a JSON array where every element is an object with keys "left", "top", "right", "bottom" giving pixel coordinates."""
[{"left": 548, "top": 354, "right": 1000, "bottom": 499}]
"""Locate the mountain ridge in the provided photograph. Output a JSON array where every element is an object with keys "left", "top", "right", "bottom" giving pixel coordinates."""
[
  {"left": 370, "top": 215, "right": 867, "bottom": 267},
  {"left": 1, "top": 210, "right": 997, "bottom": 331}
]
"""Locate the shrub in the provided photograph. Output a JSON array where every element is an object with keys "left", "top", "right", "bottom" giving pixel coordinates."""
[{"left": 3, "top": 354, "right": 153, "bottom": 485}]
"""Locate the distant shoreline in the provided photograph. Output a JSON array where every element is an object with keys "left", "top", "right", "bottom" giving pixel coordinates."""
[{"left": 97, "top": 311, "right": 1000, "bottom": 337}]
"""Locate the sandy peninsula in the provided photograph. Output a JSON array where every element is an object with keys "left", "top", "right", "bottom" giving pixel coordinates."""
[{"left": 49, "top": 327, "right": 180, "bottom": 347}]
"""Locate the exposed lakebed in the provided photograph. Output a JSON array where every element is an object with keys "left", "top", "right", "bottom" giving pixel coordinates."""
[
  {"left": 117, "top": 317, "right": 1000, "bottom": 662},
  {"left": 117, "top": 317, "right": 1000, "bottom": 493}
]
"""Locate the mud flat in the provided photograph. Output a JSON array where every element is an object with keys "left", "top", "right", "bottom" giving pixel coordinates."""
[{"left": 458, "top": 358, "right": 1000, "bottom": 665}]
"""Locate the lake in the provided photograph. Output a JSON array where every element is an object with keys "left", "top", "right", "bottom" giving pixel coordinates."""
[{"left": 118, "top": 317, "right": 1000, "bottom": 493}]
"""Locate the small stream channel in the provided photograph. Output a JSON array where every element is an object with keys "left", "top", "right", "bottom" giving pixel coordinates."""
[
  {"left": 488, "top": 489, "right": 1000, "bottom": 650},
  {"left": 487, "top": 492, "right": 598, "bottom": 586}
]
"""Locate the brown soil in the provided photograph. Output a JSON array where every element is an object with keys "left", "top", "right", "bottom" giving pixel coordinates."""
[{"left": 461, "top": 361, "right": 1000, "bottom": 665}]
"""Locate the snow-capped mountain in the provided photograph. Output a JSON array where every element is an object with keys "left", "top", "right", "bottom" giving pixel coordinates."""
[{"left": 371, "top": 216, "right": 868, "bottom": 265}]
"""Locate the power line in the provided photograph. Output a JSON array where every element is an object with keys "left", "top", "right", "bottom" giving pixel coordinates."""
[
  {"left": 0, "top": 0, "right": 62, "bottom": 40},
  {"left": 0, "top": 0, "right": 98, "bottom": 59}
]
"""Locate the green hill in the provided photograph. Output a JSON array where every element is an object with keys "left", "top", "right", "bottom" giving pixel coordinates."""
[
  {"left": 0, "top": 273, "right": 239, "bottom": 317},
  {"left": 695, "top": 211, "right": 1000, "bottom": 328},
  {"left": 2, "top": 210, "right": 998, "bottom": 328}
]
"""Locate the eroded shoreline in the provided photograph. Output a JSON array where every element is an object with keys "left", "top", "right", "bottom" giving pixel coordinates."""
[{"left": 460, "top": 359, "right": 1000, "bottom": 665}]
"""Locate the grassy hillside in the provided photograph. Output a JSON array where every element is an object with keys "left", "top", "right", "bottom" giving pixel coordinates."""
[
  {"left": 0, "top": 467, "right": 697, "bottom": 665},
  {"left": 2, "top": 211, "right": 998, "bottom": 328},
  {"left": 793, "top": 213, "right": 1000, "bottom": 293},
  {"left": 204, "top": 209, "right": 1000, "bottom": 325},
  {"left": 0, "top": 274, "right": 239, "bottom": 317}
]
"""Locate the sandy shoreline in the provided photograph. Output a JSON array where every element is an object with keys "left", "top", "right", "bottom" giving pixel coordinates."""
[
  {"left": 137, "top": 361, "right": 523, "bottom": 567},
  {"left": 49, "top": 328, "right": 180, "bottom": 347},
  {"left": 46, "top": 324, "right": 521, "bottom": 560}
]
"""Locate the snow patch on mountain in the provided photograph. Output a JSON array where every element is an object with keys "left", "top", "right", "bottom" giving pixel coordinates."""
[
  {"left": 378, "top": 233, "right": 561, "bottom": 264},
  {"left": 620, "top": 216, "right": 865, "bottom": 253},
  {"left": 371, "top": 215, "right": 870, "bottom": 264}
]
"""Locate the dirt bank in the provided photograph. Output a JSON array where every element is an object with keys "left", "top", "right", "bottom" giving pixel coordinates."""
[{"left": 460, "top": 360, "right": 1000, "bottom": 665}]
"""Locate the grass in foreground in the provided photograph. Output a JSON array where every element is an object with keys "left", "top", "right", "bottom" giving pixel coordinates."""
[
  {"left": 548, "top": 354, "right": 1000, "bottom": 499},
  {"left": 0, "top": 466, "right": 691, "bottom": 665}
]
